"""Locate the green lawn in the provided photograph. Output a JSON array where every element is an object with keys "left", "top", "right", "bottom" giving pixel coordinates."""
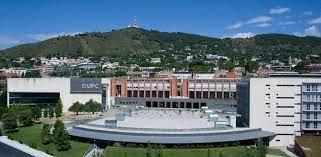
[
  {"left": 267, "top": 148, "right": 289, "bottom": 157},
  {"left": 105, "top": 146, "right": 250, "bottom": 157},
  {"left": 6, "top": 123, "right": 91, "bottom": 157},
  {"left": 296, "top": 136, "right": 321, "bottom": 157}
]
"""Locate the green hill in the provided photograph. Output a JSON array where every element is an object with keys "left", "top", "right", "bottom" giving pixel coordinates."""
[{"left": 1, "top": 28, "right": 321, "bottom": 61}]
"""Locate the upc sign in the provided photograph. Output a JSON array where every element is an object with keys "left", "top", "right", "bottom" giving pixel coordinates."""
[{"left": 70, "top": 78, "right": 102, "bottom": 93}]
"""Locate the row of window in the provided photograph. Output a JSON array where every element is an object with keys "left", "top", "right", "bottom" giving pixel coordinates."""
[
  {"left": 305, "top": 103, "right": 321, "bottom": 110},
  {"left": 305, "top": 113, "right": 319, "bottom": 119},
  {"left": 306, "top": 84, "right": 320, "bottom": 92},
  {"left": 305, "top": 122, "right": 318, "bottom": 129}
]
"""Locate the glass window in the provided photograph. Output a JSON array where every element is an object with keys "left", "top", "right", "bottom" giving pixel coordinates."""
[
  {"left": 314, "top": 122, "right": 318, "bottom": 129},
  {"left": 307, "top": 104, "right": 310, "bottom": 110},
  {"left": 307, "top": 113, "right": 310, "bottom": 119},
  {"left": 314, "top": 113, "right": 318, "bottom": 119},
  {"left": 315, "top": 104, "right": 318, "bottom": 110},
  {"left": 306, "top": 122, "right": 310, "bottom": 128}
]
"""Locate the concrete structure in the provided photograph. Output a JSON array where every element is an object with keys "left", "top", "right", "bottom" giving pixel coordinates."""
[
  {"left": 7, "top": 78, "right": 111, "bottom": 112},
  {"left": 69, "top": 109, "right": 274, "bottom": 145},
  {"left": 237, "top": 74, "right": 321, "bottom": 147}
]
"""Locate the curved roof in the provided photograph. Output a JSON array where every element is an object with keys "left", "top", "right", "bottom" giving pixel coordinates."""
[{"left": 68, "top": 125, "right": 274, "bottom": 144}]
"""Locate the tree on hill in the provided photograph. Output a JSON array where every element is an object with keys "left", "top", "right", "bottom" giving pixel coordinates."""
[
  {"left": 23, "top": 70, "right": 41, "bottom": 78},
  {"left": 41, "top": 124, "right": 51, "bottom": 145},
  {"left": 68, "top": 101, "right": 84, "bottom": 115},
  {"left": 52, "top": 120, "right": 71, "bottom": 151},
  {"left": 55, "top": 99, "right": 63, "bottom": 118},
  {"left": 294, "top": 60, "right": 309, "bottom": 73},
  {"left": 1, "top": 113, "right": 17, "bottom": 131}
]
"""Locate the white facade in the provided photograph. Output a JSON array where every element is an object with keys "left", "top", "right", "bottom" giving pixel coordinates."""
[
  {"left": 247, "top": 77, "right": 321, "bottom": 147},
  {"left": 7, "top": 78, "right": 111, "bottom": 112}
]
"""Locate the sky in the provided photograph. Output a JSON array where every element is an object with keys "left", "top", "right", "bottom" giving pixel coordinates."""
[{"left": 0, "top": 0, "right": 321, "bottom": 49}]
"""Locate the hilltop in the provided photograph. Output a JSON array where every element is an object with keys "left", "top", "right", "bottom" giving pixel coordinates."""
[{"left": 1, "top": 28, "right": 321, "bottom": 61}]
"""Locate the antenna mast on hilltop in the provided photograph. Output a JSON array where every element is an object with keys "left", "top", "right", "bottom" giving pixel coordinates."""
[{"left": 128, "top": 16, "right": 140, "bottom": 28}]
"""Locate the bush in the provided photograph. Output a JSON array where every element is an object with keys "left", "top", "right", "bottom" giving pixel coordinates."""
[
  {"left": 30, "top": 142, "right": 37, "bottom": 149},
  {"left": 1, "top": 113, "right": 17, "bottom": 131},
  {"left": 55, "top": 99, "right": 63, "bottom": 118}
]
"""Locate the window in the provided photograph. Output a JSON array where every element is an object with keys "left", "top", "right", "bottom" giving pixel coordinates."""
[
  {"left": 314, "top": 122, "right": 318, "bottom": 129},
  {"left": 307, "top": 113, "right": 310, "bottom": 119},
  {"left": 307, "top": 104, "right": 310, "bottom": 110},
  {"left": 314, "top": 113, "right": 318, "bottom": 119},
  {"left": 315, "top": 104, "right": 318, "bottom": 110},
  {"left": 306, "top": 122, "right": 310, "bottom": 128},
  {"left": 307, "top": 84, "right": 311, "bottom": 91}
]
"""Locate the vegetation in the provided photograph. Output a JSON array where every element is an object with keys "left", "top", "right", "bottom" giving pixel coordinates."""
[
  {"left": 41, "top": 124, "right": 51, "bottom": 145},
  {"left": 68, "top": 101, "right": 84, "bottom": 115},
  {"left": 267, "top": 148, "right": 289, "bottom": 157},
  {"left": 6, "top": 123, "right": 91, "bottom": 157},
  {"left": 1, "top": 28, "right": 321, "bottom": 69},
  {"left": 55, "top": 99, "right": 63, "bottom": 118},
  {"left": 1, "top": 113, "right": 17, "bottom": 131},
  {"left": 105, "top": 145, "right": 268, "bottom": 157},
  {"left": 52, "top": 120, "right": 71, "bottom": 151},
  {"left": 68, "top": 99, "right": 102, "bottom": 115},
  {"left": 22, "top": 70, "right": 41, "bottom": 78}
]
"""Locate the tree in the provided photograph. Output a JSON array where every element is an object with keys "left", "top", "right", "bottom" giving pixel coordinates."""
[
  {"left": 52, "top": 120, "right": 71, "bottom": 151},
  {"left": 294, "top": 60, "right": 309, "bottom": 73},
  {"left": 146, "top": 141, "right": 152, "bottom": 157},
  {"left": 49, "top": 107, "right": 54, "bottom": 118},
  {"left": 41, "top": 124, "right": 51, "bottom": 145},
  {"left": 43, "top": 108, "right": 48, "bottom": 118},
  {"left": 32, "top": 106, "right": 42, "bottom": 120},
  {"left": 68, "top": 101, "right": 83, "bottom": 115},
  {"left": 1, "top": 113, "right": 17, "bottom": 131},
  {"left": 18, "top": 110, "right": 33, "bottom": 126},
  {"left": 84, "top": 99, "right": 101, "bottom": 114},
  {"left": 55, "top": 99, "right": 63, "bottom": 118},
  {"left": 256, "top": 141, "right": 267, "bottom": 157},
  {"left": 23, "top": 70, "right": 41, "bottom": 78}
]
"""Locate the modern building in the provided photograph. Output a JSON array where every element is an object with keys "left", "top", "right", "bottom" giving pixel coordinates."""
[
  {"left": 110, "top": 78, "right": 239, "bottom": 111},
  {"left": 7, "top": 78, "right": 111, "bottom": 112},
  {"left": 237, "top": 73, "right": 321, "bottom": 147}
]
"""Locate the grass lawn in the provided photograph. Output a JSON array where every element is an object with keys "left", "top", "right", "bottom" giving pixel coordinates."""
[
  {"left": 6, "top": 123, "right": 91, "bottom": 157},
  {"left": 105, "top": 146, "right": 249, "bottom": 157},
  {"left": 267, "top": 148, "right": 289, "bottom": 157},
  {"left": 296, "top": 136, "right": 321, "bottom": 157}
]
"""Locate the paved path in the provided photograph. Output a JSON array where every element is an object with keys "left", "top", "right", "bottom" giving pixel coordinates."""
[{"left": 269, "top": 146, "right": 298, "bottom": 157}]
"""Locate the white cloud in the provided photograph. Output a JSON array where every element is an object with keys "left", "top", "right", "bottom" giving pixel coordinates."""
[
  {"left": 226, "top": 16, "right": 272, "bottom": 29},
  {"left": 28, "top": 32, "right": 82, "bottom": 41},
  {"left": 231, "top": 32, "right": 255, "bottom": 38},
  {"left": 226, "top": 22, "right": 243, "bottom": 29},
  {"left": 303, "top": 11, "right": 313, "bottom": 16},
  {"left": 269, "top": 7, "right": 290, "bottom": 14},
  {"left": 246, "top": 16, "right": 272, "bottom": 24},
  {"left": 0, "top": 36, "right": 20, "bottom": 45},
  {"left": 279, "top": 21, "right": 296, "bottom": 26},
  {"left": 304, "top": 25, "right": 321, "bottom": 37},
  {"left": 308, "top": 16, "right": 321, "bottom": 25},
  {"left": 255, "top": 23, "right": 272, "bottom": 28},
  {"left": 293, "top": 32, "right": 303, "bottom": 37}
]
